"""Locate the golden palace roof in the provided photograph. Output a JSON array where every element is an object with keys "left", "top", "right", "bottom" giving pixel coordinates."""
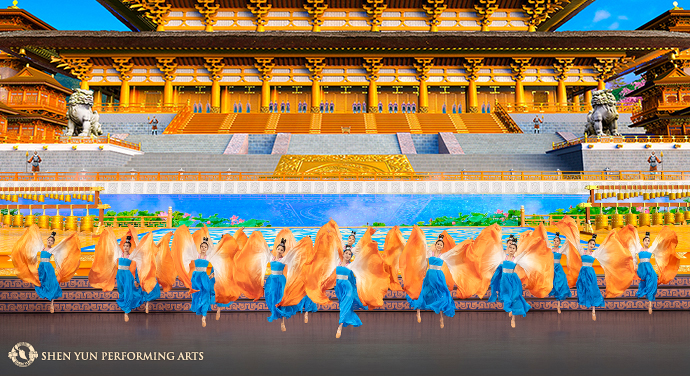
[{"left": 1, "top": 30, "right": 689, "bottom": 54}]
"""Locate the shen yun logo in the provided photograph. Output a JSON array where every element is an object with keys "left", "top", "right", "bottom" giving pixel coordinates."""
[{"left": 8, "top": 342, "right": 39, "bottom": 367}]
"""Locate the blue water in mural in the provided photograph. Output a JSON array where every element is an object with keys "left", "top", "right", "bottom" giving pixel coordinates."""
[
  {"left": 80, "top": 226, "right": 589, "bottom": 253},
  {"left": 92, "top": 194, "right": 587, "bottom": 227}
]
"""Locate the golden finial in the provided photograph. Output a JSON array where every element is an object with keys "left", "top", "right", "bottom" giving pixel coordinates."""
[
  {"left": 8, "top": 0, "right": 18, "bottom": 9},
  {"left": 673, "top": 1, "right": 684, "bottom": 10}
]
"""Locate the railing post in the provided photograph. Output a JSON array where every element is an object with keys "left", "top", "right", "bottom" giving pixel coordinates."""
[
  {"left": 520, "top": 205, "right": 525, "bottom": 226},
  {"left": 167, "top": 206, "right": 173, "bottom": 228}
]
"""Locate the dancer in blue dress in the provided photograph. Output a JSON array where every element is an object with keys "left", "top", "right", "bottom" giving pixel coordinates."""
[
  {"left": 191, "top": 237, "right": 213, "bottom": 327},
  {"left": 576, "top": 234, "right": 604, "bottom": 321},
  {"left": 634, "top": 232, "right": 657, "bottom": 314},
  {"left": 502, "top": 241, "right": 531, "bottom": 327},
  {"left": 335, "top": 245, "right": 367, "bottom": 338},
  {"left": 488, "top": 235, "right": 516, "bottom": 303},
  {"left": 116, "top": 236, "right": 144, "bottom": 322},
  {"left": 35, "top": 232, "right": 62, "bottom": 313},
  {"left": 407, "top": 234, "right": 455, "bottom": 328},
  {"left": 264, "top": 238, "right": 299, "bottom": 332},
  {"left": 549, "top": 232, "right": 571, "bottom": 314},
  {"left": 489, "top": 240, "right": 531, "bottom": 328}
]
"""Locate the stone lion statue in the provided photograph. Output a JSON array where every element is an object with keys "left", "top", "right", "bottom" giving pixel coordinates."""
[
  {"left": 65, "top": 89, "right": 102, "bottom": 137},
  {"left": 584, "top": 89, "right": 620, "bottom": 137}
]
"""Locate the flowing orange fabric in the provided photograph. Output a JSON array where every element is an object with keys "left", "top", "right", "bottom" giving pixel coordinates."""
[
  {"left": 354, "top": 227, "right": 376, "bottom": 251},
  {"left": 652, "top": 227, "right": 681, "bottom": 284},
  {"left": 473, "top": 224, "right": 504, "bottom": 299},
  {"left": 440, "top": 239, "right": 482, "bottom": 299},
  {"left": 234, "top": 228, "right": 248, "bottom": 250},
  {"left": 514, "top": 224, "right": 554, "bottom": 298},
  {"left": 310, "top": 219, "right": 343, "bottom": 290},
  {"left": 52, "top": 232, "right": 82, "bottom": 283},
  {"left": 155, "top": 232, "right": 176, "bottom": 292},
  {"left": 278, "top": 237, "right": 314, "bottom": 306},
  {"left": 210, "top": 234, "right": 242, "bottom": 304},
  {"left": 304, "top": 228, "right": 341, "bottom": 305},
  {"left": 400, "top": 225, "right": 427, "bottom": 300},
  {"left": 438, "top": 230, "right": 456, "bottom": 291},
  {"left": 131, "top": 232, "right": 159, "bottom": 293},
  {"left": 349, "top": 241, "right": 390, "bottom": 308},
  {"left": 382, "top": 226, "right": 405, "bottom": 290},
  {"left": 233, "top": 231, "right": 271, "bottom": 301},
  {"left": 119, "top": 225, "right": 139, "bottom": 253},
  {"left": 556, "top": 215, "right": 582, "bottom": 288},
  {"left": 170, "top": 225, "right": 197, "bottom": 290},
  {"left": 595, "top": 230, "right": 635, "bottom": 298},
  {"left": 10, "top": 225, "right": 42, "bottom": 286},
  {"left": 272, "top": 228, "right": 297, "bottom": 258},
  {"left": 617, "top": 225, "right": 641, "bottom": 281},
  {"left": 192, "top": 225, "right": 211, "bottom": 249},
  {"left": 88, "top": 228, "right": 119, "bottom": 291}
]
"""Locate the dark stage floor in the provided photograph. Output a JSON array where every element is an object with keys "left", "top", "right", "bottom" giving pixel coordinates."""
[{"left": 2, "top": 311, "right": 690, "bottom": 376}]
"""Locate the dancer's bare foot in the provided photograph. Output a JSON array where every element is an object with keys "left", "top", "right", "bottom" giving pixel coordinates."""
[
  {"left": 417, "top": 309, "right": 421, "bottom": 323},
  {"left": 511, "top": 315, "right": 515, "bottom": 328},
  {"left": 648, "top": 301, "right": 653, "bottom": 315},
  {"left": 336, "top": 324, "right": 342, "bottom": 339},
  {"left": 216, "top": 308, "right": 221, "bottom": 321},
  {"left": 440, "top": 314, "right": 444, "bottom": 329},
  {"left": 557, "top": 301, "right": 561, "bottom": 314},
  {"left": 50, "top": 301, "right": 54, "bottom": 314},
  {"left": 202, "top": 316, "right": 206, "bottom": 327},
  {"left": 592, "top": 308, "right": 596, "bottom": 321},
  {"left": 145, "top": 302, "right": 149, "bottom": 314},
  {"left": 124, "top": 313, "right": 129, "bottom": 322},
  {"left": 281, "top": 318, "right": 286, "bottom": 332},
  {"left": 304, "top": 312, "right": 308, "bottom": 324}
]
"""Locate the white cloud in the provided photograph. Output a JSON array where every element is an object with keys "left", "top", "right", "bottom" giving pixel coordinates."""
[
  {"left": 608, "top": 22, "right": 620, "bottom": 30},
  {"left": 593, "top": 10, "right": 611, "bottom": 23},
  {"left": 618, "top": 15, "right": 629, "bottom": 20}
]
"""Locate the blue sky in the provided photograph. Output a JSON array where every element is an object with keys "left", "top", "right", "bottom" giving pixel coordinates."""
[{"left": 18, "top": 0, "right": 685, "bottom": 31}]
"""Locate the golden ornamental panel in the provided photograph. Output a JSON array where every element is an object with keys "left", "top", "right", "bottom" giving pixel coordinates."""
[{"left": 273, "top": 155, "right": 414, "bottom": 175}]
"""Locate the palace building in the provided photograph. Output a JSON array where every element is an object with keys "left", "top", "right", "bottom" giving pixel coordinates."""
[{"left": 1, "top": 1, "right": 690, "bottom": 134}]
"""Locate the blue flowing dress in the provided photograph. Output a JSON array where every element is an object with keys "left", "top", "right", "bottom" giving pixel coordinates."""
[
  {"left": 297, "top": 296, "right": 318, "bottom": 313},
  {"left": 210, "top": 267, "right": 233, "bottom": 309},
  {"left": 576, "top": 254, "right": 605, "bottom": 308},
  {"left": 636, "top": 250, "right": 658, "bottom": 302},
  {"left": 406, "top": 257, "right": 455, "bottom": 317},
  {"left": 34, "top": 250, "right": 62, "bottom": 301},
  {"left": 191, "top": 259, "right": 212, "bottom": 316},
  {"left": 264, "top": 261, "right": 299, "bottom": 322},
  {"left": 135, "top": 270, "right": 161, "bottom": 304},
  {"left": 335, "top": 265, "right": 367, "bottom": 327},
  {"left": 549, "top": 248, "right": 572, "bottom": 301},
  {"left": 489, "top": 266, "right": 504, "bottom": 303},
  {"left": 116, "top": 258, "right": 143, "bottom": 313},
  {"left": 497, "top": 260, "right": 531, "bottom": 317}
]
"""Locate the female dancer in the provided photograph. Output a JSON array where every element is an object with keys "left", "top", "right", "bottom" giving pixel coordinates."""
[
  {"left": 557, "top": 216, "right": 634, "bottom": 321},
  {"left": 171, "top": 225, "right": 240, "bottom": 327},
  {"left": 403, "top": 230, "right": 455, "bottom": 328},
  {"left": 335, "top": 245, "right": 366, "bottom": 338},
  {"left": 191, "top": 237, "right": 214, "bottom": 327},
  {"left": 117, "top": 236, "right": 144, "bottom": 322},
  {"left": 618, "top": 226, "right": 679, "bottom": 314},
  {"left": 549, "top": 232, "right": 571, "bottom": 314},
  {"left": 491, "top": 241, "right": 531, "bottom": 328},
  {"left": 576, "top": 234, "right": 604, "bottom": 320},
  {"left": 89, "top": 229, "right": 156, "bottom": 322},
  {"left": 334, "top": 238, "right": 388, "bottom": 338},
  {"left": 265, "top": 238, "right": 293, "bottom": 331},
  {"left": 11, "top": 226, "right": 80, "bottom": 313}
]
